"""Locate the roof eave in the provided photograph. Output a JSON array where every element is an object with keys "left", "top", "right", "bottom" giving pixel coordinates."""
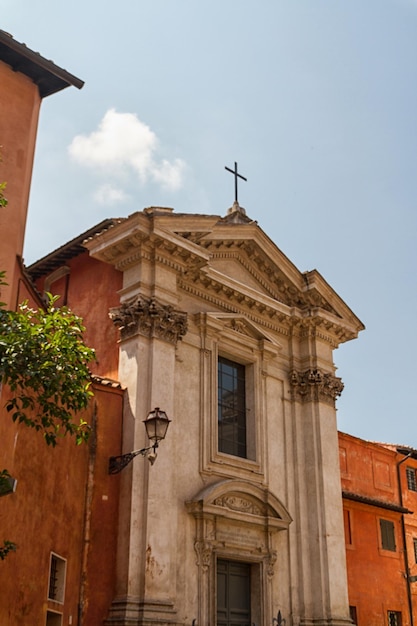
[{"left": 0, "top": 30, "right": 84, "bottom": 97}]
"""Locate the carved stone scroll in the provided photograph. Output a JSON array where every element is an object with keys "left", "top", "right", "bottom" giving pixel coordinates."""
[
  {"left": 213, "top": 494, "right": 266, "bottom": 517},
  {"left": 110, "top": 295, "right": 187, "bottom": 344},
  {"left": 265, "top": 549, "right": 277, "bottom": 579},
  {"left": 290, "top": 368, "right": 344, "bottom": 405},
  {"left": 194, "top": 540, "right": 213, "bottom": 572}
]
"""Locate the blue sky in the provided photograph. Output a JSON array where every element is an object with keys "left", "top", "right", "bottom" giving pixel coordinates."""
[{"left": 3, "top": 0, "right": 417, "bottom": 445}]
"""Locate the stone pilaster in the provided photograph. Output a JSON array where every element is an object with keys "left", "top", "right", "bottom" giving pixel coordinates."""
[{"left": 106, "top": 295, "right": 187, "bottom": 626}]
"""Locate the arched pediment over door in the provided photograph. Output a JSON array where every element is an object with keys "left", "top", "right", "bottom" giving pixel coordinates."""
[
  {"left": 187, "top": 479, "right": 291, "bottom": 532},
  {"left": 186, "top": 480, "right": 292, "bottom": 626}
]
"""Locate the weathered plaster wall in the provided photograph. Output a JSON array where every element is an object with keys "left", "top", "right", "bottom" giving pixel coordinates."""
[
  {"left": 339, "top": 432, "right": 412, "bottom": 625},
  {"left": 0, "top": 60, "right": 40, "bottom": 309}
]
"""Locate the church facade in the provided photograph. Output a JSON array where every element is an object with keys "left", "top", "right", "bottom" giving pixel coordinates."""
[{"left": 75, "top": 202, "right": 363, "bottom": 626}]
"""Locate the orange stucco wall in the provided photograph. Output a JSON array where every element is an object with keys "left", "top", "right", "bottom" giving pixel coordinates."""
[
  {"left": 339, "top": 432, "right": 417, "bottom": 626},
  {"left": 0, "top": 60, "right": 41, "bottom": 309},
  {"left": 0, "top": 379, "right": 123, "bottom": 626},
  {"left": 34, "top": 252, "right": 122, "bottom": 380}
]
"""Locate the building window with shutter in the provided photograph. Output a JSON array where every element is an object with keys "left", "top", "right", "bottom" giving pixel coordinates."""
[
  {"left": 349, "top": 606, "right": 357, "bottom": 624},
  {"left": 380, "top": 519, "right": 396, "bottom": 552},
  {"left": 48, "top": 553, "right": 66, "bottom": 603},
  {"left": 406, "top": 467, "right": 417, "bottom": 492},
  {"left": 388, "top": 610, "right": 402, "bottom": 626}
]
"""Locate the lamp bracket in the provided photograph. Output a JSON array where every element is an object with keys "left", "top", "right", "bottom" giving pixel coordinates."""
[{"left": 108, "top": 443, "right": 157, "bottom": 474}]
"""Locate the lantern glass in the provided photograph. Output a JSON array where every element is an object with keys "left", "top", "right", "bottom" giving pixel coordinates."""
[{"left": 144, "top": 407, "right": 170, "bottom": 444}]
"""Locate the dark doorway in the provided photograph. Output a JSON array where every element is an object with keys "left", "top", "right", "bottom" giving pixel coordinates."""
[{"left": 217, "top": 559, "right": 251, "bottom": 626}]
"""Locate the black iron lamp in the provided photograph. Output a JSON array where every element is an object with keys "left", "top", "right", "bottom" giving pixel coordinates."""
[{"left": 109, "top": 407, "right": 171, "bottom": 474}]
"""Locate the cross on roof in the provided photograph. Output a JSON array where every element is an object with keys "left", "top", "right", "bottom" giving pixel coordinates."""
[{"left": 225, "top": 161, "right": 247, "bottom": 204}]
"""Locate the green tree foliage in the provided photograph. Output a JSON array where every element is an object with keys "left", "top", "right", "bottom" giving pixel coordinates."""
[
  {"left": 0, "top": 289, "right": 96, "bottom": 446},
  {"left": 0, "top": 182, "right": 7, "bottom": 209},
  {"left": 0, "top": 179, "right": 96, "bottom": 561},
  {"left": 0, "top": 180, "right": 96, "bottom": 558}
]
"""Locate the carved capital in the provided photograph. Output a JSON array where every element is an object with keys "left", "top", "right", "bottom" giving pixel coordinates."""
[
  {"left": 110, "top": 295, "right": 187, "bottom": 344},
  {"left": 290, "top": 368, "right": 344, "bottom": 405}
]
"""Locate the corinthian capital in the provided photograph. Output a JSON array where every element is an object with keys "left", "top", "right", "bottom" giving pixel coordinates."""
[
  {"left": 110, "top": 295, "right": 187, "bottom": 344},
  {"left": 290, "top": 368, "right": 344, "bottom": 405}
]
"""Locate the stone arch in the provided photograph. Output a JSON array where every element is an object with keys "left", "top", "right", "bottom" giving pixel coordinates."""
[{"left": 186, "top": 479, "right": 292, "bottom": 531}]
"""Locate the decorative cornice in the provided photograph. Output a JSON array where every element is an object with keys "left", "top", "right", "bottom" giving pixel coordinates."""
[
  {"left": 109, "top": 295, "right": 187, "bottom": 344},
  {"left": 198, "top": 241, "right": 338, "bottom": 315},
  {"left": 290, "top": 368, "right": 344, "bottom": 405},
  {"left": 181, "top": 278, "right": 356, "bottom": 348}
]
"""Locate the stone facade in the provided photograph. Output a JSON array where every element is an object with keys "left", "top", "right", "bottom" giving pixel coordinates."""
[{"left": 85, "top": 203, "right": 364, "bottom": 626}]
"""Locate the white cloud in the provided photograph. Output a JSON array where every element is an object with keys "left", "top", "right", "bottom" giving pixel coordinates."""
[
  {"left": 93, "top": 184, "right": 130, "bottom": 206},
  {"left": 68, "top": 109, "right": 186, "bottom": 192}
]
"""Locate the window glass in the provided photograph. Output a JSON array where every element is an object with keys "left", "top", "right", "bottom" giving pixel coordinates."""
[{"left": 218, "top": 357, "right": 247, "bottom": 458}]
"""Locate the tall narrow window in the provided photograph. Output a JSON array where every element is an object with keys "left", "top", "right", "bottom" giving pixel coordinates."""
[
  {"left": 380, "top": 519, "right": 396, "bottom": 552},
  {"left": 406, "top": 467, "right": 417, "bottom": 492},
  {"left": 413, "top": 538, "right": 417, "bottom": 564},
  {"left": 48, "top": 553, "right": 66, "bottom": 604},
  {"left": 344, "top": 508, "right": 353, "bottom": 546},
  {"left": 218, "top": 357, "right": 247, "bottom": 458},
  {"left": 217, "top": 559, "right": 251, "bottom": 626},
  {"left": 388, "top": 611, "right": 402, "bottom": 626},
  {"left": 349, "top": 606, "right": 357, "bottom": 625}
]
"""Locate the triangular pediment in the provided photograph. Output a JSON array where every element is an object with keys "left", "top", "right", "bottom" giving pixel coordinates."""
[
  {"left": 85, "top": 208, "right": 364, "bottom": 343},
  {"left": 174, "top": 222, "right": 339, "bottom": 314},
  {"left": 206, "top": 313, "right": 282, "bottom": 353}
]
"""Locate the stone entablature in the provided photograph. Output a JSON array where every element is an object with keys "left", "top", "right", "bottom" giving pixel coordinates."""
[{"left": 109, "top": 294, "right": 187, "bottom": 344}]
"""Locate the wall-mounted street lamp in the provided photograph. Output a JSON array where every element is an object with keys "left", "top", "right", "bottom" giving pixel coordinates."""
[
  {"left": 272, "top": 610, "right": 286, "bottom": 626},
  {"left": 109, "top": 407, "right": 171, "bottom": 474},
  {"left": 0, "top": 473, "right": 17, "bottom": 497}
]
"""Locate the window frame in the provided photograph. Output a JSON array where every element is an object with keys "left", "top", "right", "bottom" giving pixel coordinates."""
[
  {"left": 379, "top": 518, "right": 396, "bottom": 552},
  {"left": 46, "top": 609, "right": 63, "bottom": 626},
  {"left": 406, "top": 467, "right": 417, "bottom": 492},
  {"left": 217, "top": 355, "right": 254, "bottom": 460},
  {"left": 47, "top": 552, "right": 67, "bottom": 604},
  {"left": 196, "top": 312, "right": 280, "bottom": 480},
  {"left": 387, "top": 610, "right": 402, "bottom": 626},
  {"left": 349, "top": 606, "right": 357, "bottom": 625}
]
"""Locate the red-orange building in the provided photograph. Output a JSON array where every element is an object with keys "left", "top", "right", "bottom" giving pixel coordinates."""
[
  {"left": 0, "top": 31, "right": 123, "bottom": 626},
  {"left": 339, "top": 431, "right": 417, "bottom": 626}
]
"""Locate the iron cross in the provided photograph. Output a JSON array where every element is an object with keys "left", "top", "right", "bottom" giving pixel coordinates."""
[{"left": 225, "top": 161, "right": 247, "bottom": 204}]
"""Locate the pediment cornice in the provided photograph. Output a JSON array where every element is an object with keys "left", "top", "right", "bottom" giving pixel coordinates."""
[
  {"left": 180, "top": 270, "right": 359, "bottom": 346},
  {"left": 85, "top": 209, "right": 363, "bottom": 346}
]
